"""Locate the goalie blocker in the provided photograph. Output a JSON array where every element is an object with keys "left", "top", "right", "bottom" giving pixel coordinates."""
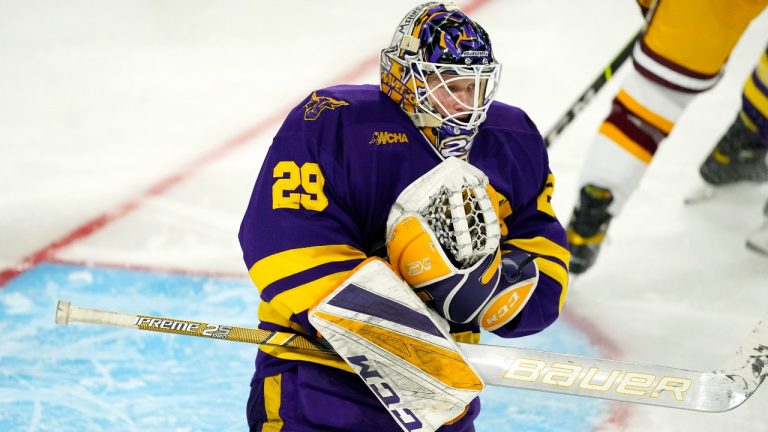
[{"left": 309, "top": 258, "right": 484, "bottom": 432}]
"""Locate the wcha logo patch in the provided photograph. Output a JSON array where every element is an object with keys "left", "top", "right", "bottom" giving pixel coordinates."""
[
  {"left": 369, "top": 131, "right": 409, "bottom": 145},
  {"left": 304, "top": 91, "right": 349, "bottom": 121}
]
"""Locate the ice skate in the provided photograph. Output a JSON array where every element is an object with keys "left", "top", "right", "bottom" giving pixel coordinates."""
[
  {"left": 746, "top": 199, "right": 768, "bottom": 257},
  {"left": 699, "top": 115, "right": 768, "bottom": 186},
  {"left": 566, "top": 184, "right": 614, "bottom": 274}
]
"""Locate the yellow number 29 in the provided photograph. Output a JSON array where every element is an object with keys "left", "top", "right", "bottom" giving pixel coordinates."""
[{"left": 272, "top": 161, "right": 329, "bottom": 212}]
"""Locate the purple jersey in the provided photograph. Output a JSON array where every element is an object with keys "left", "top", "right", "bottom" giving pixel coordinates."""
[{"left": 239, "top": 84, "right": 570, "bottom": 379}]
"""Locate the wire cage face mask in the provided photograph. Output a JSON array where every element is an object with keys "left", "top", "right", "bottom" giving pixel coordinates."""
[{"left": 411, "top": 61, "right": 501, "bottom": 131}]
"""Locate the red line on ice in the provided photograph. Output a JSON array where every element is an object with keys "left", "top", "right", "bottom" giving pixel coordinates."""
[
  {"left": 0, "top": 1, "right": 629, "bottom": 429},
  {"left": 563, "top": 308, "right": 630, "bottom": 431},
  {"left": 0, "top": 0, "right": 491, "bottom": 287},
  {"left": 0, "top": 110, "right": 282, "bottom": 287},
  {"left": 51, "top": 258, "right": 248, "bottom": 280}
]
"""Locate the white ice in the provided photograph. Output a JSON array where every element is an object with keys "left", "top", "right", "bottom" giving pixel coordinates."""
[{"left": 2, "top": 0, "right": 768, "bottom": 430}]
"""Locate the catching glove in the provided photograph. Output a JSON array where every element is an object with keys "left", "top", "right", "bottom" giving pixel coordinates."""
[{"left": 386, "top": 158, "right": 502, "bottom": 324}]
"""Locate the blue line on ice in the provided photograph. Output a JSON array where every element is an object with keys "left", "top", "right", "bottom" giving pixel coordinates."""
[{"left": 0, "top": 263, "right": 607, "bottom": 431}]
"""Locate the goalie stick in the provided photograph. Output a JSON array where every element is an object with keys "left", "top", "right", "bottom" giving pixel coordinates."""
[{"left": 55, "top": 300, "right": 768, "bottom": 412}]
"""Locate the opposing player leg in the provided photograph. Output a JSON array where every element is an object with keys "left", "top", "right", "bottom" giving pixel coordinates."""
[
  {"left": 699, "top": 46, "right": 768, "bottom": 186},
  {"left": 567, "top": 0, "right": 768, "bottom": 274}
]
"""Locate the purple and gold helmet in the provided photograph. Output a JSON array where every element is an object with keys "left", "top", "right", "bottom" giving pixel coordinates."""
[{"left": 380, "top": 2, "right": 502, "bottom": 158}]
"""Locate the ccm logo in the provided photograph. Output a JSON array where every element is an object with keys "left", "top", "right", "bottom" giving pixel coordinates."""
[
  {"left": 503, "top": 358, "right": 692, "bottom": 401},
  {"left": 348, "top": 355, "right": 424, "bottom": 430}
]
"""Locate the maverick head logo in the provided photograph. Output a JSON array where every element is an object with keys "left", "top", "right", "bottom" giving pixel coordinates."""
[{"left": 304, "top": 92, "right": 349, "bottom": 121}]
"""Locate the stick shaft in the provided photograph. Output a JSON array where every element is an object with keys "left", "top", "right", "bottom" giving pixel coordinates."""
[
  {"left": 56, "top": 300, "right": 767, "bottom": 411},
  {"left": 543, "top": 29, "right": 641, "bottom": 147},
  {"left": 55, "top": 300, "right": 334, "bottom": 354}
]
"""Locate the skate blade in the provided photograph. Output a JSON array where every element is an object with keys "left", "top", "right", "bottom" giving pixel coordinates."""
[
  {"left": 745, "top": 240, "right": 768, "bottom": 257},
  {"left": 683, "top": 184, "right": 716, "bottom": 205},
  {"left": 746, "top": 223, "right": 768, "bottom": 257}
]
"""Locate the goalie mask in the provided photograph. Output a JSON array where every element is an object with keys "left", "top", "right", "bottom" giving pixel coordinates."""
[{"left": 380, "top": 2, "right": 502, "bottom": 159}]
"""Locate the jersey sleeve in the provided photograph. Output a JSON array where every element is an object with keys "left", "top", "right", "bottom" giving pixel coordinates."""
[
  {"left": 239, "top": 93, "right": 366, "bottom": 345},
  {"left": 492, "top": 129, "right": 570, "bottom": 338}
]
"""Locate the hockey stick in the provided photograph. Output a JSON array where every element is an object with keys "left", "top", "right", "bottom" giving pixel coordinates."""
[
  {"left": 55, "top": 300, "right": 768, "bottom": 412},
  {"left": 55, "top": 300, "right": 335, "bottom": 354},
  {"left": 543, "top": 28, "right": 642, "bottom": 147}
]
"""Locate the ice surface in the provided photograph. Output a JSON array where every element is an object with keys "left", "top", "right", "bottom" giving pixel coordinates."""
[{"left": 1, "top": 0, "right": 767, "bottom": 430}]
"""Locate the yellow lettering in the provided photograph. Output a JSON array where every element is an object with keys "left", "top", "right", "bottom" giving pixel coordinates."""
[
  {"left": 503, "top": 358, "right": 545, "bottom": 382},
  {"left": 579, "top": 367, "right": 621, "bottom": 392},
  {"left": 652, "top": 377, "right": 691, "bottom": 401},
  {"left": 370, "top": 131, "right": 409, "bottom": 145},
  {"left": 542, "top": 363, "right": 582, "bottom": 387},
  {"left": 616, "top": 373, "right": 655, "bottom": 396},
  {"left": 381, "top": 71, "right": 417, "bottom": 105}
]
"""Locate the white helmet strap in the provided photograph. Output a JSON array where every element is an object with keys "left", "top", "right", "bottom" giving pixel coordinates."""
[{"left": 399, "top": 35, "right": 420, "bottom": 54}]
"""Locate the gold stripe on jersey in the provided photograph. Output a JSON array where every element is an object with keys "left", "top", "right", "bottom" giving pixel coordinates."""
[
  {"left": 744, "top": 74, "right": 768, "bottom": 119},
  {"left": 505, "top": 236, "right": 570, "bottom": 268},
  {"left": 249, "top": 244, "right": 366, "bottom": 291},
  {"left": 599, "top": 122, "right": 653, "bottom": 164},
  {"left": 253, "top": 253, "right": 365, "bottom": 372},
  {"left": 258, "top": 302, "right": 306, "bottom": 334},
  {"left": 741, "top": 111, "right": 758, "bottom": 133},
  {"left": 488, "top": 184, "right": 512, "bottom": 236},
  {"left": 270, "top": 271, "right": 352, "bottom": 318},
  {"left": 499, "top": 198, "right": 512, "bottom": 221},
  {"left": 534, "top": 257, "right": 569, "bottom": 312},
  {"left": 258, "top": 298, "right": 350, "bottom": 370},
  {"left": 257, "top": 270, "right": 356, "bottom": 370},
  {"left": 258, "top": 271, "right": 349, "bottom": 334},
  {"left": 616, "top": 89, "right": 674, "bottom": 134},
  {"left": 258, "top": 344, "right": 352, "bottom": 372},
  {"left": 758, "top": 52, "right": 768, "bottom": 84},
  {"left": 536, "top": 174, "right": 557, "bottom": 218},
  {"left": 262, "top": 374, "right": 284, "bottom": 432}
]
